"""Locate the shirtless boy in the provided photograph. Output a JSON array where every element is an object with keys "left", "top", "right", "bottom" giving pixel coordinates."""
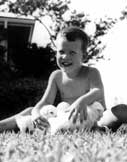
[{"left": 0, "top": 27, "right": 106, "bottom": 133}]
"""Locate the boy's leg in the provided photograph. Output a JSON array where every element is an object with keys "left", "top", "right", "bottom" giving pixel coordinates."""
[{"left": 0, "top": 107, "right": 32, "bottom": 132}]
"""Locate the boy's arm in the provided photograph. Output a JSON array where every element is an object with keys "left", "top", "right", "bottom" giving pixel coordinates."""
[
  {"left": 78, "top": 67, "right": 105, "bottom": 105},
  {"left": 69, "top": 68, "right": 105, "bottom": 123},
  {"left": 31, "top": 70, "right": 59, "bottom": 121}
]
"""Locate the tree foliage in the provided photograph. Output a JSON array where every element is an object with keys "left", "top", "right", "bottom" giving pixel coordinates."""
[
  {"left": 0, "top": 0, "right": 116, "bottom": 63},
  {"left": 120, "top": 6, "right": 127, "bottom": 20}
]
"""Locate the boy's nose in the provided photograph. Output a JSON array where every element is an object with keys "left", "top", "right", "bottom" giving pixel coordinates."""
[{"left": 62, "top": 54, "right": 70, "bottom": 59}]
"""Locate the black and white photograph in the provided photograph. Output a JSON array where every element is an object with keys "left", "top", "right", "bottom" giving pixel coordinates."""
[{"left": 0, "top": 0, "right": 127, "bottom": 161}]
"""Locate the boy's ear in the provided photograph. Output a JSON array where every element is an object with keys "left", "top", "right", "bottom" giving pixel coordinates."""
[
  {"left": 83, "top": 51, "right": 89, "bottom": 63},
  {"left": 82, "top": 53, "right": 87, "bottom": 62}
]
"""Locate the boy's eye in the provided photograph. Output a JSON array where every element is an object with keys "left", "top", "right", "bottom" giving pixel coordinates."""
[
  {"left": 59, "top": 50, "right": 65, "bottom": 55},
  {"left": 70, "top": 51, "right": 76, "bottom": 55}
]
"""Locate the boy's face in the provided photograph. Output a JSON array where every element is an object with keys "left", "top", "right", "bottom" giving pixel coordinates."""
[{"left": 56, "top": 37, "right": 84, "bottom": 75}]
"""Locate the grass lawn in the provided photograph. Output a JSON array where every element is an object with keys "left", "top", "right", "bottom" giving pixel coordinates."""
[
  {"left": 0, "top": 76, "right": 127, "bottom": 162},
  {"left": 0, "top": 126, "right": 127, "bottom": 162}
]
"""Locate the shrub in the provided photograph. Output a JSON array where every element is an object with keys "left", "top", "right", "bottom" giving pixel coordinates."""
[
  {"left": 0, "top": 77, "right": 47, "bottom": 119},
  {"left": 11, "top": 43, "right": 57, "bottom": 78}
]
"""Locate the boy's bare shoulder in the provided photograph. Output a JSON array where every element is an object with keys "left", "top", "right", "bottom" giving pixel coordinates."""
[
  {"left": 82, "top": 65, "right": 100, "bottom": 76},
  {"left": 88, "top": 66, "right": 100, "bottom": 74},
  {"left": 49, "top": 69, "right": 62, "bottom": 81},
  {"left": 84, "top": 65, "right": 102, "bottom": 82}
]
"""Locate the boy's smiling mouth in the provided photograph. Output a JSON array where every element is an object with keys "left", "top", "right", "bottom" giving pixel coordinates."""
[{"left": 61, "top": 62, "right": 73, "bottom": 67}]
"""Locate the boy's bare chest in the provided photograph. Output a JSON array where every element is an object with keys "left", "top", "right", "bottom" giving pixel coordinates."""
[{"left": 59, "top": 77, "right": 90, "bottom": 99}]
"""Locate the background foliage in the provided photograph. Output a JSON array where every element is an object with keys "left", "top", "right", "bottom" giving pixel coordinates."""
[
  {"left": 0, "top": 0, "right": 118, "bottom": 64},
  {"left": 1, "top": 0, "right": 127, "bottom": 75}
]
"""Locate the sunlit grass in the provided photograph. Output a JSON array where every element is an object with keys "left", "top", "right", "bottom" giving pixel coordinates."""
[
  {"left": 0, "top": 125, "right": 127, "bottom": 162},
  {"left": 1, "top": 75, "right": 127, "bottom": 162}
]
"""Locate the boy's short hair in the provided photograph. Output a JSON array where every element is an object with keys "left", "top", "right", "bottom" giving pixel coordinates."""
[{"left": 57, "top": 26, "right": 89, "bottom": 53}]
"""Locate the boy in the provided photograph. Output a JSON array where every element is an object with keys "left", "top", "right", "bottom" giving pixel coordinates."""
[{"left": 0, "top": 27, "right": 106, "bottom": 133}]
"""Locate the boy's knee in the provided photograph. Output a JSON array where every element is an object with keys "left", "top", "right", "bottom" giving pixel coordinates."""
[
  {"left": 18, "top": 107, "right": 33, "bottom": 116},
  {"left": 27, "top": 107, "right": 33, "bottom": 113}
]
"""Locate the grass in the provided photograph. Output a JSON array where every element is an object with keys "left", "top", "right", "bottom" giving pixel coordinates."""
[
  {"left": 1, "top": 76, "right": 127, "bottom": 162},
  {"left": 0, "top": 126, "right": 127, "bottom": 162}
]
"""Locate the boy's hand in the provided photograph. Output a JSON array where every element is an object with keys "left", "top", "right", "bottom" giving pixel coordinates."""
[
  {"left": 68, "top": 103, "right": 87, "bottom": 124},
  {"left": 33, "top": 116, "right": 50, "bottom": 130}
]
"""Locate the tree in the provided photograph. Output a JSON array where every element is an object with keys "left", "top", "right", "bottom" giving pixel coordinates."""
[{"left": 0, "top": 0, "right": 116, "bottom": 63}]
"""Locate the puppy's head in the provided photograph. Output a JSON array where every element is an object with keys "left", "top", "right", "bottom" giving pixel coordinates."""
[{"left": 40, "top": 105, "right": 57, "bottom": 119}]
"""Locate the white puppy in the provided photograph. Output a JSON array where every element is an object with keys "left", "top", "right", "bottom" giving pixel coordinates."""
[
  {"left": 15, "top": 115, "right": 34, "bottom": 133},
  {"left": 16, "top": 102, "right": 104, "bottom": 134},
  {"left": 41, "top": 102, "right": 104, "bottom": 134}
]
